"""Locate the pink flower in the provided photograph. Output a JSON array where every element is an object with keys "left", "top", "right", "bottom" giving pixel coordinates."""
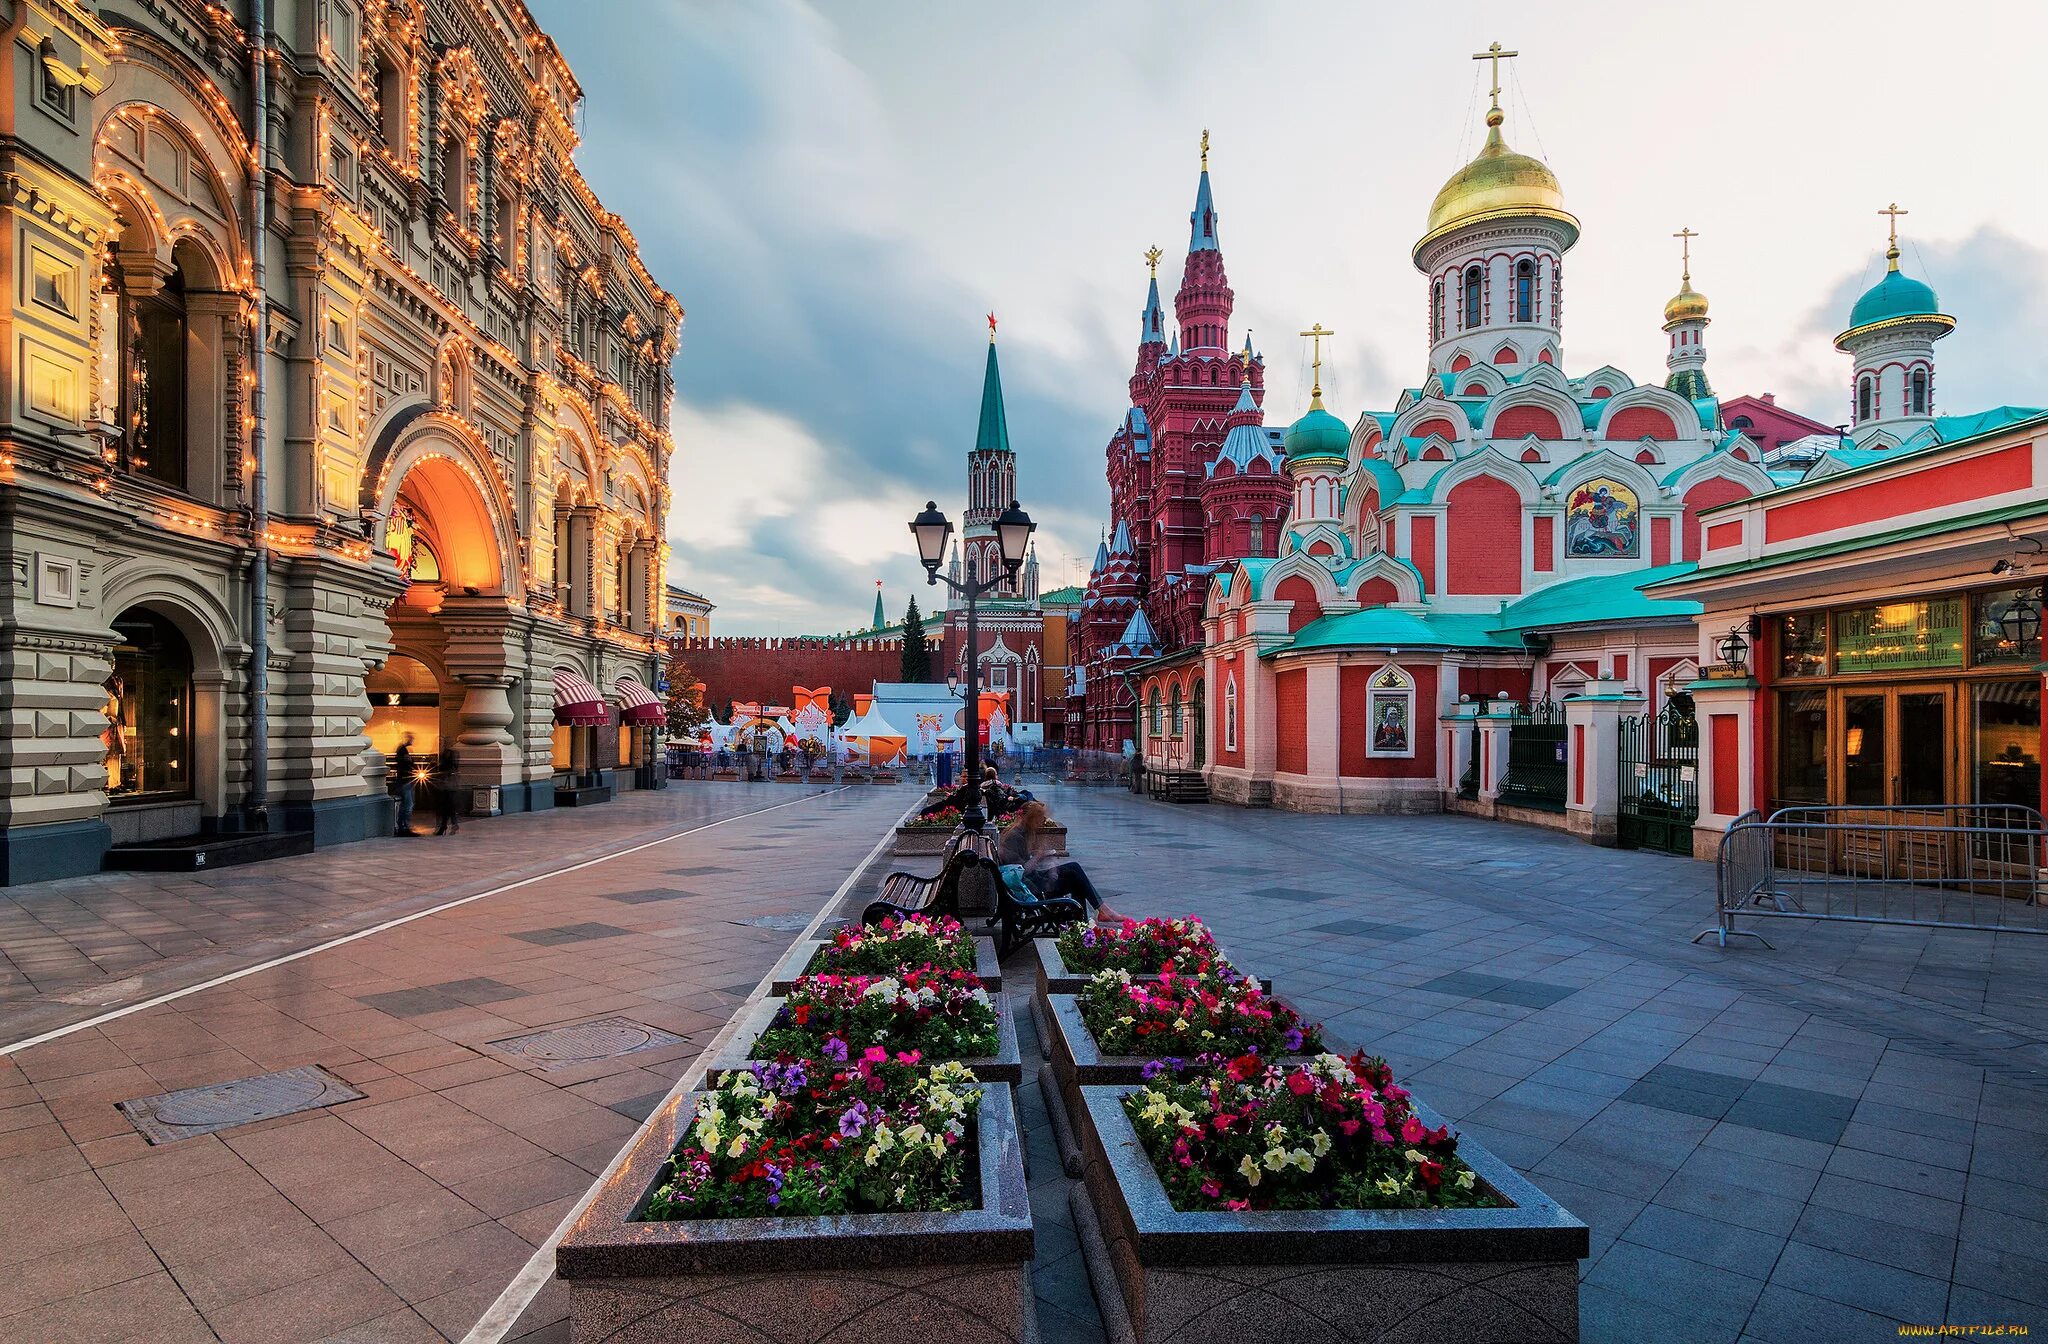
[
  {"left": 863, "top": 1046, "right": 888, "bottom": 1063},
  {"left": 1401, "top": 1115, "right": 1425, "bottom": 1144}
]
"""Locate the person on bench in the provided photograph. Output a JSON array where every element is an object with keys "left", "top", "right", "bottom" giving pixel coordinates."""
[{"left": 996, "top": 800, "right": 1126, "bottom": 924}]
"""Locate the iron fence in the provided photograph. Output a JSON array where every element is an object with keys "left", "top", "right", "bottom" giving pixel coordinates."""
[
  {"left": 1618, "top": 701, "right": 1698, "bottom": 856},
  {"left": 1703, "top": 803, "right": 2048, "bottom": 946},
  {"left": 1498, "top": 701, "right": 1567, "bottom": 812}
]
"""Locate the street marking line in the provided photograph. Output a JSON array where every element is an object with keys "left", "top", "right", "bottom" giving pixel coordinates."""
[
  {"left": 459, "top": 790, "right": 923, "bottom": 1344},
  {"left": 0, "top": 789, "right": 845, "bottom": 1059}
]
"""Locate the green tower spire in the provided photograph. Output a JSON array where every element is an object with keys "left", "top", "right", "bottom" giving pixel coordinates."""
[
  {"left": 975, "top": 318, "right": 1012, "bottom": 454},
  {"left": 871, "top": 582, "right": 886, "bottom": 631}
]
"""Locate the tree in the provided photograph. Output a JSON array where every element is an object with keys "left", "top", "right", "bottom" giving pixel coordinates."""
[
  {"left": 663, "top": 649, "right": 710, "bottom": 739},
  {"left": 900, "top": 596, "right": 932, "bottom": 683},
  {"left": 829, "top": 689, "right": 853, "bottom": 726}
]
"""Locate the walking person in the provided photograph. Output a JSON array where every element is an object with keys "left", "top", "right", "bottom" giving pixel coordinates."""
[
  {"left": 391, "top": 733, "right": 418, "bottom": 837},
  {"left": 434, "top": 744, "right": 462, "bottom": 834},
  {"left": 997, "top": 800, "right": 1127, "bottom": 924}
]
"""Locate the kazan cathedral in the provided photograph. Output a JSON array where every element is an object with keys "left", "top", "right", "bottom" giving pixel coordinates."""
[{"left": 1070, "top": 55, "right": 2037, "bottom": 815}]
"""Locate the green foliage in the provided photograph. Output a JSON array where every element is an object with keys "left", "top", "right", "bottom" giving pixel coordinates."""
[
  {"left": 900, "top": 597, "right": 932, "bottom": 682},
  {"left": 663, "top": 651, "right": 709, "bottom": 738}
]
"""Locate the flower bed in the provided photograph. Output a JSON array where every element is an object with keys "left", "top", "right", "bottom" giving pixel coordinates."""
[
  {"left": 768, "top": 917, "right": 1002, "bottom": 995},
  {"left": 903, "top": 806, "right": 963, "bottom": 831},
  {"left": 708, "top": 986, "right": 1023, "bottom": 1085},
  {"left": 1120, "top": 1052, "right": 1497, "bottom": 1213},
  {"left": 1035, "top": 917, "right": 1269, "bottom": 996},
  {"left": 1074, "top": 1079, "right": 1587, "bottom": 1342},
  {"left": 557, "top": 1071, "right": 1034, "bottom": 1343},
  {"left": 645, "top": 1058, "right": 983, "bottom": 1219},
  {"left": 1076, "top": 968, "right": 1322, "bottom": 1060}
]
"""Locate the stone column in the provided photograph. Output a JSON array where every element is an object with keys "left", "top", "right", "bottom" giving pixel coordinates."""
[
  {"left": 1303, "top": 660, "right": 1340, "bottom": 785},
  {"left": 1565, "top": 677, "right": 1645, "bottom": 847},
  {"left": 1475, "top": 703, "right": 1517, "bottom": 804},
  {"left": 1690, "top": 677, "right": 1761, "bottom": 860},
  {"left": 438, "top": 597, "right": 537, "bottom": 814}
]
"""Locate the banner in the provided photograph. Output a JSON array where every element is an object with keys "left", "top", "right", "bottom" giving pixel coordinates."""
[
  {"left": 791, "top": 686, "right": 831, "bottom": 744},
  {"left": 977, "top": 692, "right": 1010, "bottom": 747},
  {"left": 913, "top": 712, "right": 942, "bottom": 755}
]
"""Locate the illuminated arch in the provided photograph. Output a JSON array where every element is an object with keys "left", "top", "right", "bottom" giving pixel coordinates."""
[{"left": 361, "top": 404, "right": 521, "bottom": 597}]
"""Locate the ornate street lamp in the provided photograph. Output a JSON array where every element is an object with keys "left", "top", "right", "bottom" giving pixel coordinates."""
[
  {"left": 1999, "top": 586, "right": 2044, "bottom": 651},
  {"left": 910, "top": 498, "right": 1036, "bottom": 832},
  {"left": 1716, "top": 621, "right": 1753, "bottom": 676}
]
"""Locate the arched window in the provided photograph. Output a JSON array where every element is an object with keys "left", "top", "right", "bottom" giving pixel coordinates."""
[
  {"left": 1147, "top": 686, "right": 1163, "bottom": 737},
  {"left": 443, "top": 133, "right": 470, "bottom": 221},
  {"left": 493, "top": 185, "right": 517, "bottom": 262},
  {"left": 108, "top": 248, "right": 189, "bottom": 491},
  {"left": 1249, "top": 513, "right": 1264, "bottom": 556},
  {"left": 1730, "top": 415, "right": 1753, "bottom": 432},
  {"left": 1431, "top": 280, "right": 1444, "bottom": 342},
  {"left": 1910, "top": 367, "right": 1928, "bottom": 415},
  {"left": 1463, "top": 264, "right": 1484, "bottom": 329},
  {"left": 1857, "top": 376, "right": 1874, "bottom": 422},
  {"left": 1169, "top": 684, "right": 1184, "bottom": 736},
  {"left": 1514, "top": 259, "right": 1534, "bottom": 322},
  {"left": 1224, "top": 673, "right": 1238, "bottom": 751},
  {"left": 103, "top": 608, "right": 194, "bottom": 803}
]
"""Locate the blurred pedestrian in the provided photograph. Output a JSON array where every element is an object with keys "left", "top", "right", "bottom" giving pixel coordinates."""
[
  {"left": 392, "top": 734, "right": 417, "bottom": 836},
  {"left": 434, "top": 745, "right": 462, "bottom": 834}
]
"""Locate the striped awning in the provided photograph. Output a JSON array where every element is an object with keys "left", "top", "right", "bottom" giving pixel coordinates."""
[
  {"left": 616, "top": 677, "right": 664, "bottom": 724},
  {"left": 553, "top": 669, "right": 607, "bottom": 726}
]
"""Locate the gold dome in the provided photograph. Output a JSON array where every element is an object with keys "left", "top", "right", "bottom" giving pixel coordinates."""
[
  {"left": 1663, "top": 279, "right": 1709, "bottom": 324},
  {"left": 1415, "top": 108, "right": 1578, "bottom": 264}
]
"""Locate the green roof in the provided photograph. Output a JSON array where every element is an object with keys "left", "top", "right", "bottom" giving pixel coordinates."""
[
  {"left": 1284, "top": 402, "right": 1350, "bottom": 461},
  {"left": 1276, "top": 608, "right": 1522, "bottom": 655},
  {"left": 1848, "top": 265, "right": 1942, "bottom": 330},
  {"left": 1664, "top": 498, "right": 2048, "bottom": 588},
  {"left": 975, "top": 339, "right": 1011, "bottom": 454},
  {"left": 1497, "top": 562, "right": 1701, "bottom": 629},
  {"left": 1039, "top": 585, "right": 1085, "bottom": 606}
]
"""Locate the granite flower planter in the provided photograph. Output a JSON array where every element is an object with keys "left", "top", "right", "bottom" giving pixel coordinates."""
[
  {"left": 1030, "top": 938, "right": 1271, "bottom": 997},
  {"left": 767, "top": 933, "right": 1002, "bottom": 996},
  {"left": 893, "top": 825, "right": 954, "bottom": 856},
  {"left": 558, "top": 1084, "right": 1036, "bottom": 1344},
  {"left": 1039, "top": 993, "right": 1312, "bottom": 1177},
  {"left": 707, "top": 995, "right": 1023, "bottom": 1084},
  {"left": 1074, "top": 1084, "right": 1587, "bottom": 1343}
]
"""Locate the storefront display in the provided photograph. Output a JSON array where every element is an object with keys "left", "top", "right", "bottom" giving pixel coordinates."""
[{"left": 102, "top": 609, "right": 192, "bottom": 803}]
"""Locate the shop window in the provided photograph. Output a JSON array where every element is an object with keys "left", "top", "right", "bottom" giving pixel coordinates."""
[
  {"left": 1974, "top": 681, "right": 2041, "bottom": 810},
  {"left": 552, "top": 721, "right": 573, "bottom": 769},
  {"left": 1773, "top": 689, "right": 1827, "bottom": 808},
  {"left": 1776, "top": 611, "right": 1827, "bottom": 678},
  {"left": 1833, "top": 598, "right": 1963, "bottom": 674},
  {"left": 1972, "top": 586, "right": 2040, "bottom": 666},
  {"left": 364, "top": 654, "right": 440, "bottom": 759},
  {"left": 102, "top": 609, "right": 193, "bottom": 804}
]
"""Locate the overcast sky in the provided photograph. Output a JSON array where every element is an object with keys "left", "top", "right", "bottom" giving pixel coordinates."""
[{"left": 529, "top": 0, "right": 2048, "bottom": 635}]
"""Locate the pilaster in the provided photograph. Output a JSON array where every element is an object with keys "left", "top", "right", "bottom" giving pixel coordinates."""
[{"left": 1564, "top": 677, "right": 1645, "bottom": 847}]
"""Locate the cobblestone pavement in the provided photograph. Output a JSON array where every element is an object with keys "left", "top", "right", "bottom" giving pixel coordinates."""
[
  {"left": 1023, "top": 783, "right": 2048, "bottom": 1343},
  {"left": 0, "top": 783, "right": 912, "bottom": 1344}
]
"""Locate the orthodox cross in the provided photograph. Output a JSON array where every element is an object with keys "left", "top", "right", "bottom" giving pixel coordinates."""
[
  {"left": 986, "top": 311, "right": 997, "bottom": 342},
  {"left": 1144, "top": 245, "right": 1163, "bottom": 278},
  {"left": 1200, "top": 128, "right": 1209, "bottom": 172},
  {"left": 1299, "top": 322, "right": 1334, "bottom": 398},
  {"left": 1673, "top": 226, "right": 1698, "bottom": 283},
  {"left": 1879, "top": 201, "right": 1908, "bottom": 266},
  {"left": 1472, "top": 41, "right": 1518, "bottom": 107}
]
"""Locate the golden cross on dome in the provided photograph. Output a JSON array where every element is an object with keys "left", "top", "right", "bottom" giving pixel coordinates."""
[
  {"left": 1879, "top": 202, "right": 1908, "bottom": 267},
  {"left": 1472, "top": 41, "right": 1519, "bottom": 108},
  {"left": 1673, "top": 226, "right": 1698, "bottom": 283},
  {"left": 1144, "top": 245, "right": 1163, "bottom": 278},
  {"left": 1299, "top": 322, "right": 1335, "bottom": 399},
  {"left": 1200, "top": 128, "right": 1210, "bottom": 172}
]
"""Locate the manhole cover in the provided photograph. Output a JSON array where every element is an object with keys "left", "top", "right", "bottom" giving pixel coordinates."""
[
  {"left": 732, "top": 914, "right": 811, "bottom": 932},
  {"left": 488, "top": 1016, "right": 686, "bottom": 1069},
  {"left": 119, "top": 1066, "right": 363, "bottom": 1145}
]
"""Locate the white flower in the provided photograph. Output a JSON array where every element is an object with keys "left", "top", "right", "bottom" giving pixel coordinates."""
[
  {"left": 1238, "top": 1154, "right": 1262, "bottom": 1186},
  {"left": 1262, "top": 1148, "right": 1289, "bottom": 1172},
  {"left": 1311, "top": 1132, "right": 1332, "bottom": 1157},
  {"left": 727, "top": 1136, "right": 748, "bottom": 1158},
  {"left": 902, "top": 1123, "right": 928, "bottom": 1145}
]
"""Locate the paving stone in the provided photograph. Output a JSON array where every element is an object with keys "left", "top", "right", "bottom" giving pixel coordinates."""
[{"left": 505, "top": 923, "right": 630, "bottom": 947}]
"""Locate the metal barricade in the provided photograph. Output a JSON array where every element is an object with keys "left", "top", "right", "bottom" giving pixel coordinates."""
[{"left": 1701, "top": 804, "right": 2048, "bottom": 946}]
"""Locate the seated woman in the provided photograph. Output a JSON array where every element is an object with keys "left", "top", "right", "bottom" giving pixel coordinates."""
[{"left": 996, "top": 800, "right": 1126, "bottom": 924}]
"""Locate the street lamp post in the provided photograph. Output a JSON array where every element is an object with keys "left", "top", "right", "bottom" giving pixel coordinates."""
[{"left": 911, "top": 498, "right": 1036, "bottom": 834}]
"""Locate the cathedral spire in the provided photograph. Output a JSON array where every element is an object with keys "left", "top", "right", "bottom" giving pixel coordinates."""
[
  {"left": 975, "top": 316, "right": 1011, "bottom": 455},
  {"left": 1189, "top": 129, "right": 1219, "bottom": 253},
  {"left": 1140, "top": 245, "right": 1166, "bottom": 348},
  {"left": 871, "top": 580, "right": 886, "bottom": 631}
]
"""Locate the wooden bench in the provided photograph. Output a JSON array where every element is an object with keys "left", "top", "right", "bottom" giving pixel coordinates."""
[
  {"left": 989, "top": 863, "right": 1086, "bottom": 960},
  {"left": 863, "top": 829, "right": 994, "bottom": 925}
]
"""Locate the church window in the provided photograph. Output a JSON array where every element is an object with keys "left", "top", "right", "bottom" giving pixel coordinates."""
[
  {"left": 1170, "top": 684, "right": 1184, "bottom": 736},
  {"left": 1463, "top": 265, "right": 1483, "bottom": 328},
  {"left": 1514, "top": 260, "right": 1534, "bottom": 322},
  {"left": 1910, "top": 367, "right": 1928, "bottom": 415},
  {"left": 1858, "top": 376, "right": 1874, "bottom": 422},
  {"left": 1249, "top": 514, "right": 1264, "bottom": 555},
  {"left": 1148, "top": 687, "right": 1163, "bottom": 737},
  {"left": 1224, "top": 674, "right": 1238, "bottom": 751},
  {"left": 1431, "top": 281, "right": 1444, "bottom": 342}
]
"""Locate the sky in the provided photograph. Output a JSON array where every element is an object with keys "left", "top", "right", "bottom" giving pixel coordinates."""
[{"left": 529, "top": 0, "right": 2048, "bottom": 635}]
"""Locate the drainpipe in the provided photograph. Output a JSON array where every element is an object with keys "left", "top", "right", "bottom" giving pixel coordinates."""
[{"left": 243, "top": 0, "right": 271, "bottom": 830}]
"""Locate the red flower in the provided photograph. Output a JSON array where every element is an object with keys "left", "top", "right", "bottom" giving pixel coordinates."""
[
  {"left": 1285, "top": 1072, "right": 1314, "bottom": 1097},
  {"left": 1225, "top": 1054, "right": 1262, "bottom": 1082}
]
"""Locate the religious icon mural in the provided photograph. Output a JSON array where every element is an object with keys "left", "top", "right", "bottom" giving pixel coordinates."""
[
  {"left": 1365, "top": 666, "right": 1415, "bottom": 759},
  {"left": 1564, "top": 478, "right": 1639, "bottom": 558}
]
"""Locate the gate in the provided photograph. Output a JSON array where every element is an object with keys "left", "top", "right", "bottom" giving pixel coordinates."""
[
  {"left": 1618, "top": 699, "right": 1699, "bottom": 855},
  {"left": 1498, "top": 701, "right": 1566, "bottom": 812}
]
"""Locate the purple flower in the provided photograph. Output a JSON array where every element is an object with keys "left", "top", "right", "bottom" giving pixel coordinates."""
[
  {"left": 837, "top": 1101, "right": 871, "bottom": 1138},
  {"left": 1282, "top": 1027, "right": 1304, "bottom": 1053},
  {"left": 822, "top": 1036, "right": 849, "bottom": 1062},
  {"left": 1140, "top": 1059, "right": 1164, "bottom": 1081}
]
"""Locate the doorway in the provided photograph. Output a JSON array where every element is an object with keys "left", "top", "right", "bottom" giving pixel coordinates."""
[{"left": 1839, "top": 685, "right": 1953, "bottom": 876}]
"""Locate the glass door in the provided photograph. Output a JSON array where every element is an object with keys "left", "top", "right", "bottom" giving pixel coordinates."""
[
  {"left": 1833, "top": 686, "right": 1953, "bottom": 875},
  {"left": 1892, "top": 687, "right": 1953, "bottom": 879}
]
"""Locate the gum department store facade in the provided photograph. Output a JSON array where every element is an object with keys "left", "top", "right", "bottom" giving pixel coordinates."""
[{"left": 1, "top": 0, "right": 678, "bottom": 882}]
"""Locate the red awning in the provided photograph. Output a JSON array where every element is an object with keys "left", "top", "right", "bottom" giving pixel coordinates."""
[
  {"left": 553, "top": 670, "right": 607, "bottom": 726},
  {"left": 616, "top": 677, "right": 664, "bottom": 724}
]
